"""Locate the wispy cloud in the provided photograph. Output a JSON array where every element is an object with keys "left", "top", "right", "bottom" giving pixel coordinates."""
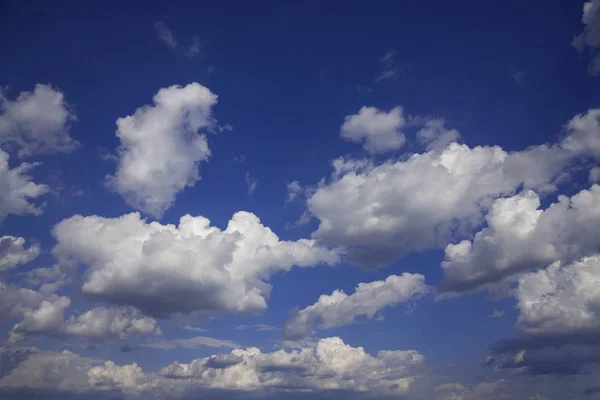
[
  {"left": 154, "top": 21, "right": 178, "bottom": 50},
  {"left": 489, "top": 310, "right": 505, "bottom": 318},
  {"left": 142, "top": 336, "right": 239, "bottom": 350},
  {"left": 246, "top": 172, "right": 258, "bottom": 195},
  {"left": 235, "top": 324, "right": 278, "bottom": 332},
  {"left": 183, "top": 325, "right": 208, "bottom": 332},
  {"left": 375, "top": 50, "right": 402, "bottom": 82}
]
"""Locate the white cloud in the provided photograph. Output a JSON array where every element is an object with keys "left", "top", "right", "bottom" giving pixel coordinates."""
[
  {"left": 245, "top": 172, "right": 257, "bottom": 195},
  {"left": 375, "top": 50, "right": 401, "bottom": 82},
  {"left": 143, "top": 336, "right": 239, "bottom": 350},
  {"left": 52, "top": 211, "right": 340, "bottom": 318},
  {"left": 308, "top": 108, "right": 600, "bottom": 268},
  {"left": 0, "top": 280, "right": 50, "bottom": 321},
  {"left": 340, "top": 106, "right": 406, "bottom": 153},
  {"left": 416, "top": 118, "right": 461, "bottom": 152},
  {"left": 284, "top": 273, "right": 428, "bottom": 339},
  {"left": 0, "top": 84, "right": 77, "bottom": 157},
  {"left": 440, "top": 185, "right": 600, "bottom": 293},
  {"left": 186, "top": 36, "right": 202, "bottom": 58},
  {"left": 0, "top": 337, "right": 424, "bottom": 397},
  {"left": 235, "top": 324, "right": 277, "bottom": 331},
  {"left": 154, "top": 21, "right": 178, "bottom": 50},
  {"left": 573, "top": 0, "right": 600, "bottom": 75},
  {"left": 0, "top": 149, "right": 49, "bottom": 224},
  {"left": 516, "top": 254, "right": 600, "bottom": 335},
  {"left": 489, "top": 310, "right": 505, "bottom": 318},
  {"left": 8, "top": 295, "right": 160, "bottom": 343},
  {"left": 183, "top": 325, "right": 208, "bottom": 332},
  {"left": 0, "top": 236, "right": 39, "bottom": 272},
  {"left": 106, "top": 83, "right": 218, "bottom": 217},
  {"left": 285, "top": 180, "right": 302, "bottom": 203}
]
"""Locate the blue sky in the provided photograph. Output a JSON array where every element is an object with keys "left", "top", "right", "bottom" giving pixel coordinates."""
[{"left": 1, "top": 0, "right": 600, "bottom": 399}]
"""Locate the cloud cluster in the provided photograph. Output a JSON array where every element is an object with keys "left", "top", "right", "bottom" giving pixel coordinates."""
[
  {"left": 0, "top": 84, "right": 77, "bottom": 157},
  {"left": 0, "top": 337, "right": 424, "bottom": 397},
  {"left": 106, "top": 83, "right": 218, "bottom": 218},
  {"left": 9, "top": 296, "right": 160, "bottom": 343},
  {"left": 441, "top": 185, "right": 600, "bottom": 293},
  {"left": 284, "top": 273, "right": 428, "bottom": 339},
  {"left": 308, "top": 108, "right": 600, "bottom": 269},
  {"left": 0, "top": 149, "right": 49, "bottom": 224},
  {"left": 52, "top": 211, "right": 340, "bottom": 318},
  {"left": 0, "top": 236, "right": 39, "bottom": 272}
]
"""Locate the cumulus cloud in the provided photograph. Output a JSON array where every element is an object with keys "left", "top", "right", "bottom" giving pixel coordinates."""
[
  {"left": 284, "top": 273, "right": 428, "bottom": 339},
  {"left": 0, "top": 280, "right": 50, "bottom": 321},
  {"left": 440, "top": 185, "right": 600, "bottom": 293},
  {"left": 0, "top": 337, "right": 423, "bottom": 398},
  {"left": 573, "top": 0, "right": 600, "bottom": 75},
  {"left": 52, "top": 211, "right": 340, "bottom": 318},
  {"left": 0, "top": 84, "right": 77, "bottom": 157},
  {"left": 8, "top": 296, "right": 160, "bottom": 343},
  {"left": 0, "top": 236, "right": 39, "bottom": 272},
  {"left": 106, "top": 83, "right": 218, "bottom": 218},
  {"left": 0, "top": 149, "right": 49, "bottom": 224},
  {"left": 285, "top": 180, "right": 302, "bottom": 203},
  {"left": 308, "top": 108, "right": 600, "bottom": 269},
  {"left": 340, "top": 106, "right": 406, "bottom": 153}
]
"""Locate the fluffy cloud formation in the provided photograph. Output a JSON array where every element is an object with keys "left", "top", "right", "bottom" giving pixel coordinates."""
[
  {"left": 0, "top": 281, "right": 49, "bottom": 321},
  {"left": 0, "top": 236, "right": 39, "bottom": 272},
  {"left": 106, "top": 83, "right": 218, "bottom": 218},
  {"left": 0, "top": 149, "right": 49, "bottom": 224},
  {"left": 0, "top": 337, "right": 423, "bottom": 397},
  {"left": 340, "top": 106, "right": 406, "bottom": 153},
  {"left": 309, "top": 108, "right": 600, "bottom": 268},
  {"left": 441, "top": 185, "right": 600, "bottom": 293},
  {"left": 573, "top": 0, "right": 600, "bottom": 75},
  {"left": 284, "top": 273, "right": 428, "bottom": 339},
  {"left": 0, "top": 84, "right": 77, "bottom": 157},
  {"left": 516, "top": 254, "right": 600, "bottom": 336},
  {"left": 52, "top": 211, "right": 339, "bottom": 318},
  {"left": 8, "top": 296, "right": 159, "bottom": 343}
]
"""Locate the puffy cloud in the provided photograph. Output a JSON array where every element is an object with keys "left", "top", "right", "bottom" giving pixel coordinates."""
[
  {"left": 573, "top": 0, "right": 600, "bottom": 75},
  {"left": 0, "top": 149, "right": 49, "bottom": 224},
  {"left": 52, "top": 211, "right": 340, "bottom": 318},
  {"left": 516, "top": 254, "right": 600, "bottom": 336},
  {"left": 106, "top": 83, "right": 218, "bottom": 218},
  {"left": 8, "top": 296, "right": 160, "bottom": 343},
  {"left": 440, "top": 185, "right": 600, "bottom": 293},
  {"left": 308, "top": 108, "right": 600, "bottom": 269},
  {"left": 0, "top": 236, "right": 39, "bottom": 272},
  {"left": 0, "top": 281, "right": 49, "bottom": 321},
  {"left": 340, "top": 106, "right": 406, "bottom": 153},
  {"left": 284, "top": 273, "right": 428, "bottom": 339},
  {"left": 142, "top": 336, "right": 239, "bottom": 350},
  {"left": 0, "top": 337, "right": 424, "bottom": 398},
  {"left": 0, "top": 84, "right": 77, "bottom": 157}
]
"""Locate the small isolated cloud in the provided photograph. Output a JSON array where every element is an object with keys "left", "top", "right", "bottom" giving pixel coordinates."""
[
  {"left": 183, "top": 325, "right": 208, "bottom": 332},
  {"left": 106, "top": 83, "right": 218, "bottom": 218},
  {"left": 284, "top": 273, "right": 428, "bottom": 339},
  {"left": 341, "top": 106, "right": 406, "bottom": 153},
  {"left": 143, "top": 336, "right": 239, "bottom": 350},
  {"left": 235, "top": 324, "right": 277, "bottom": 331},
  {"left": 286, "top": 180, "right": 302, "bottom": 203},
  {"left": 416, "top": 117, "right": 461, "bottom": 152},
  {"left": 245, "top": 172, "right": 258, "bottom": 195},
  {"left": 511, "top": 68, "right": 526, "bottom": 83},
  {"left": 185, "top": 36, "right": 202, "bottom": 58},
  {"left": 0, "top": 84, "right": 77, "bottom": 157},
  {"left": 490, "top": 310, "right": 505, "bottom": 318},
  {"left": 375, "top": 50, "right": 401, "bottom": 82},
  {"left": 154, "top": 21, "right": 178, "bottom": 50},
  {"left": 0, "top": 236, "right": 40, "bottom": 272},
  {"left": 0, "top": 149, "right": 49, "bottom": 225}
]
